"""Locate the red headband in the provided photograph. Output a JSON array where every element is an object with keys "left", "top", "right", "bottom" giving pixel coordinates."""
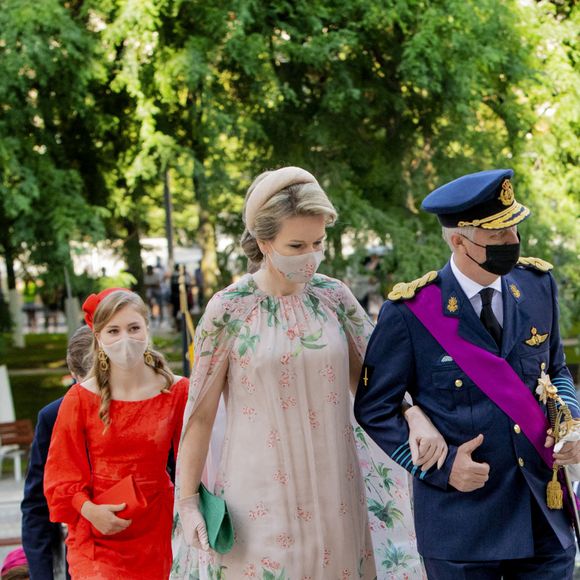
[{"left": 82, "top": 287, "right": 130, "bottom": 329}]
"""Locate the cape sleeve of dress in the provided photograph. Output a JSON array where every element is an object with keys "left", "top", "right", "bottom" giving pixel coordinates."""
[
  {"left": 44, "top": 386, "right": 91, "bottom": 526},
  {"left": 171, "top": 276, "right": 261, "bottom": 579},
  {"left": 314, "top": 276, "right": 425, "bottom": 579},
  {"left": 171, "top": 377, "right": 191, "bottom": 460}
]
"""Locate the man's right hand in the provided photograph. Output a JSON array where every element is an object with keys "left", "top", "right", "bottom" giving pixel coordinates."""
[{"left": 449, "top": 434, "right": 490, "bottom": 492}]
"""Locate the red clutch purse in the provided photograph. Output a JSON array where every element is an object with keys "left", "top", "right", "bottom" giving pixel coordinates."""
[{"left": 93, "top": 475, "right": 148, "bottom": 519}]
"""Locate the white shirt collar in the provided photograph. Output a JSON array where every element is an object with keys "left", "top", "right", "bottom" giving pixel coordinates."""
[{"left": 450, "top": 254, "right": 502, "bottom": 300}]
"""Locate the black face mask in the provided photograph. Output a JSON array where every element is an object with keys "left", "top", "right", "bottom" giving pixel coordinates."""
[{"left": 461, "top": 234, "right": 520, "bottom": 276}]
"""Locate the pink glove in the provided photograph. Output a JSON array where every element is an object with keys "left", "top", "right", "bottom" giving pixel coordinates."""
[{"left": 178, "top": 493, "right": 209, "bottom": 551}]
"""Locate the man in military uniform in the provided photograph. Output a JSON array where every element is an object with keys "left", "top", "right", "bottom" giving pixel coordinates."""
[{"left": 354, "top": 169, "right": 580, "bottom": 578}]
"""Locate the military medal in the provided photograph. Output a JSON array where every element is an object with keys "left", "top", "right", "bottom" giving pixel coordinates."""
[{"left": 525, "top": 327, "right": 548, "bottom": 347}]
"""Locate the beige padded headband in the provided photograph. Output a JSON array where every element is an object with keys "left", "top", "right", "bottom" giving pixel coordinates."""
[{"left": 244, "top": 166, "right": 318, "bottom": 235}]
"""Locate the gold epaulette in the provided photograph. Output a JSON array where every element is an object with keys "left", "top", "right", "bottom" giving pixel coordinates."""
[
  {"left": 517, "top": 256, "right": 553, "bottom": 272},
  {"left": 388, "top": 271, "right": 438, "bottom": 301}
]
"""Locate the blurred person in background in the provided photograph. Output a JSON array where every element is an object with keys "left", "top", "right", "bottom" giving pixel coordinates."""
[
  {"left": 1, "top": 547, "right": 29, "bottom": 580},
  {"left": 144, "top": 265, "right": 164, "bottom": 326}
]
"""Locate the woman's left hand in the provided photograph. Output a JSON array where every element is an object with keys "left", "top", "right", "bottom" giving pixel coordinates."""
[{"left": 404, "top": 405, "right": 448, "bottom": 471}]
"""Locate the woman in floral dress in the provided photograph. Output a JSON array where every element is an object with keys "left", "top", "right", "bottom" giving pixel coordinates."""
[{"left": 172, "top": 167, "right": 446, "bottom": 579}]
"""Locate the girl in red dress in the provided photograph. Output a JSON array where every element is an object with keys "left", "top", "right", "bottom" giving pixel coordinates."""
[{"left": 44, "top": 288, "right": 189, "bottom": 579}]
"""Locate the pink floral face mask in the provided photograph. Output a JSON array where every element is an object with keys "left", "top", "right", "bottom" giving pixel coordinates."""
[{"left": 268, "top": 248, "right": 324, "bottom": 283}]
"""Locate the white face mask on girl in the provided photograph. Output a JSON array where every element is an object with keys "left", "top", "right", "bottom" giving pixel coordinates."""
[
  {"left": 268, "top": 248, "right": 324, "bottom": 283},
  {"left": 99, "top": 337, "right": 148, "bottom": 370}
]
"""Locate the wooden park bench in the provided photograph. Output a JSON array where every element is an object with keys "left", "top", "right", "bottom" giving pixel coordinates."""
[{"left": 0, "top": 419, "right": 34, "bottom": 482}]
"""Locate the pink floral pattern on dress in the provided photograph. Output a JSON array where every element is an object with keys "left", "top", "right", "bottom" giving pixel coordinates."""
[
  {"left": 241, "top": 376, "right": 256, "bottom": 394},
  {"left": 242, "top": 406, "right": 257, "bottom": 421},
  {"left": 346, "top": 464, "right": 356, "bottom": 481},
  {"left": 326, "top": 391, "right": 340, "bottom": 405},
  {"left": 279, "top": 396, "right": 297, "bottom": 410},
  {"left": 276, "top": 533, "right": 295, "bottom": 549},
  {"left": 267, "top": 429, "right": 280, "bottom": 448},
  {"left": 308, "top": 410, "right": 320, "bottom": 429},
  {"left": 295, "top": 505, "right": 312, "bottom": 522},
  {"left": 261, "top": 558, "right": 281, "bottom": 571},
  {"left": 248, "top": 502, "right": 268, "bottom": 520},
  {"left": 319, "top": 364, "right": 336, "bottom": 383}
]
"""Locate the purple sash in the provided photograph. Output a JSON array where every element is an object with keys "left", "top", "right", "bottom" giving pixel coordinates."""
[{"left": 406, "top": 284, "right": 552, "bottom": 468}]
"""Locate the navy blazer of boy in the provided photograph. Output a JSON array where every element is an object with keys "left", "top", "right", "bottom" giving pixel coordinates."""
[
  {"left": 354, "top": 169, "right": 578, "bottom": 574},
  {"left": 21, "top": 398, "right": 67, "bottom": 580}
]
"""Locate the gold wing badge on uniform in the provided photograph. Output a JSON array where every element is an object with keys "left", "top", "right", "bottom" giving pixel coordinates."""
[{"left": 525, "top": 327, "right": 548, "bottom": 347}]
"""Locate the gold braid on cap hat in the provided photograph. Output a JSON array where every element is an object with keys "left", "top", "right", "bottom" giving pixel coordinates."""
[{"left": 244, "top": 167, "right": 318, "bottom": 236}]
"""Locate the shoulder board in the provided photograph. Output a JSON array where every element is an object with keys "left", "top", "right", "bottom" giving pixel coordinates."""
[
  {"left": 517, "top": 256, "right": 553, "bottom": 272},
  {"left": 388, "top": 271, "right": 438, "bottom": 301}
]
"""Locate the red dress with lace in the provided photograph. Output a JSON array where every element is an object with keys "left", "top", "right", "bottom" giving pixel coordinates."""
[{"left": 44, "top": 378, "right": 189, "bottom": 579}]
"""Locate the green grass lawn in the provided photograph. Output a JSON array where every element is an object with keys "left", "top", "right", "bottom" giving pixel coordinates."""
[{"left": 0, "top": 333, "right": 68, "bottom": 370}]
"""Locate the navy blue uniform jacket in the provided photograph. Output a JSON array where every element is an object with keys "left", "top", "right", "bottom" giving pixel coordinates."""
[{"left": 354, "top": 261, "right": 578, "bottom": 561}]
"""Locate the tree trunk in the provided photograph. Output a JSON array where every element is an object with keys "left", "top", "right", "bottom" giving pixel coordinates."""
[
  {"left": 187, "top": 89, "right": 219, "bottom": 299},
  {"left": 329, "top": 226, "right": 347, "bottom": 277},
  {"left": 163, "top": 170, "right": 175, "bottom": 273},
  {"left": 0, "top": 228, "right": 23, "bottom": 345},
  {"left": 192, "top": 156, "right": 218, "bottom": 298},
  {"left": 123, "top": 209, "right": 145, "bottom": 298}
]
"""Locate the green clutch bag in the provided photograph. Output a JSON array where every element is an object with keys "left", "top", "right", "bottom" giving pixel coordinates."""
[{"left": 198, "top": 483, "right": 235, "bottom": 554}]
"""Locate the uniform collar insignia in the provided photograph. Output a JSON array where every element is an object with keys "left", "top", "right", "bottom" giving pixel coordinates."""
[
  {"left": 447, "top": 295, "right": 459, "bottom": 313},
  {"left": 509, "top": 283, "right": 521, "bottom": 299},
  {"left": 524, "top": 327, "right": 548, "bottom": 347}
]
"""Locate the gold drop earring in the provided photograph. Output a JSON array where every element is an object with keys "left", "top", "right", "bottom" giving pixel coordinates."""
[
  {"left": 98, "top": 349, "right": 109, "bottom": 372},
  {"left": 144, "top": 349, "right": 154, "bottom": 366}
]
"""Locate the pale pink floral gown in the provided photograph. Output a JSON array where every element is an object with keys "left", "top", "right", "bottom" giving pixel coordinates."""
[{"left": 172, "top": 274, "right": 423, "bottom": 580}]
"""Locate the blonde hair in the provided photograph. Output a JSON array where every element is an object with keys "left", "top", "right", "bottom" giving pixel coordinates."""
[
  {"left": 90, "top": 290, "right": 174, "bottom": 428},
  {"left": 241, "top": 170, "right": 337, "bottom": 271}
]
